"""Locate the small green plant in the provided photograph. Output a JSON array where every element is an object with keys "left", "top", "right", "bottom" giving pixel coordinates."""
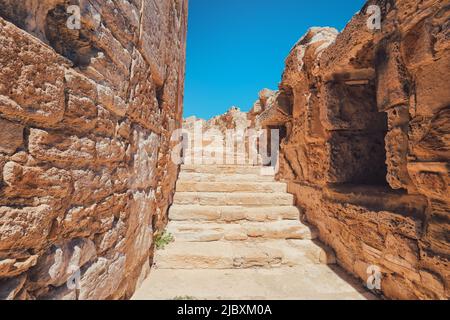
[
  {"left": 154, "top": 230, "right": 174, "bottom": 250},
  {"left": 173, "top": 296, "right": 196, "bottom": 300}
]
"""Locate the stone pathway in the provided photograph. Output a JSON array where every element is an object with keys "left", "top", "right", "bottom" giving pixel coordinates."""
[{"left": 132, "top": 163, "right": 376, "bottom": 300}]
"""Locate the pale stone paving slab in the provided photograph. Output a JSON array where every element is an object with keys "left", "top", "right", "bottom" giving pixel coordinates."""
[
  {"left": 179, "top": 172, "right": 275, "bottom": 182},
  {"left": 176, "top": 181, "right": 287, "bottom": 193},
  {"left": 169, "top": 205, "right": 300, "bottom": 222},
  {"left": 132, "top": 268, "right": 378, "bottom": 300},
  {"left": 173, "top": 192, "right": 294, "bottom": 206},
  {"left": 167, "top": 220, "right": 318, "bottom": 241}
]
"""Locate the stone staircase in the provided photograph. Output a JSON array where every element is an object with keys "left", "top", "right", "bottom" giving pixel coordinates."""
[
  {"left": 133, "top": 161, "right": 376, "bottom": 299},
  {"left": 153, "top": 163, "right": 337, "bottom": 270}
]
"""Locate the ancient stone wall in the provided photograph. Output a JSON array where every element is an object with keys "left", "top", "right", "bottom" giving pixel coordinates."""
[
  {"left": 253, "top": 0, "right": 449, "bottom": 299},
  {"left": 0, "top": 0, "right": 188, "bottom": 299}
]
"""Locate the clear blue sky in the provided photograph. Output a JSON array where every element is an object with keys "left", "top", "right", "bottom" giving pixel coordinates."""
[{"left": 183, "top": 0, "right": 366, "bottom": 119}]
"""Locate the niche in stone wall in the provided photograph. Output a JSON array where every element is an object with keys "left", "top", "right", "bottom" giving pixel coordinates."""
[
  {"left": 45, "top": 3, "right": 100, "bottom": 68},
  {"left": 325, "top": 76, "right": 390, "bottom": 186}
]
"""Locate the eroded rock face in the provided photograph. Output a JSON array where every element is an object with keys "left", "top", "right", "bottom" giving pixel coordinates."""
[
  {"left": 0, "top": 0, "right": 187, "bottom": 299},
  {"left": 252, "top": 0, "right": 449, "bottom": 300}
]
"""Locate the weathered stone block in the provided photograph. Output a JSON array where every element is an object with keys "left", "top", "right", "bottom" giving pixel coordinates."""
[
  {"left": 414, "top": 54, "right": 450, "bottom": 117},
  {"left": 0, "top": 205, "right": 57, "bottom": 251},
  {"left": 2, "top": 161, "right": 72, "bottom": 199},
  {"left": 0, "top": 274, "right": 26, "bottom": 300},
  {"left": 401, "top": 20, "right": 434, "bottom": 70},
  {"left": 97, "top": 84, "right": 127, "bottom": 117},
  {"left": 376, "top": 41, "right": 410, "bottom": 111},
  {"left": 130, "top": 129, "right": 160, "bottom": 190},
  {"left": 139, "top": 0, "right": 169, "bottom": 85},
  {"left": 96, "top": 137, "right": 127, "bottom": 164},
  {"left": 0, "top": 18, "right": 66, "bottom": 126},
  {"left": 29, "top": 129, "right": 96, "bottom": 166},
  {"left": 64, "top": 69, "right": 98, "bottom": 101},
  {"left": 0, "top": 255, "right": 38, "bottom": 278},
  {"left": 0, "top": 118, "right": 24, "bottom": 155},
  {"left": 61, "top": 94, "right": 98, "bottom": 133},
  {"left": 409, "top": 107, "right": 450, "bottom": 161},
  {"left": 385, "top": 127, "right": 411, "bottom": 190},
  {"left": 0, "top": 0, "right": 188, "bottom": 300},
  {"left": 78, "top": 255, "right": 126, "bottom": 300},
  {"left": 29, "top": 238, "right": 97, "bottom": 287}
]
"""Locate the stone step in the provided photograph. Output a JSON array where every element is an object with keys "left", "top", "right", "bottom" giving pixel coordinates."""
[
  {"left": 184, "top": 152, "right": 248, "bottom": 158},
  {"left": 183, "top": 159, "right": 261, "bottom": 166},
  {"left": 176, "top": 181, "right": 287, "bottom": 193},
  {"left": 173, "top": 192, "right": 294, "bottom": 206},
  {"left": 132, "top": 268, "right": 377, "bottom": 300},
  {"left": 169, "top": 205, "right": 300, "bottom": 222},
  {"left": 167, "top": 220, "right": 318, "bottom": 242},
  {"left": 184, "top": 147, "right": 248, "bottom": 156},
  {"left": 178, "top": 172, "right": 275, "bottom": 182},
  {"left": 154, "top": 240, "right": 336, "bottom": 269},
  {"left": 181, "top": 165, "right": 269, "bottom": 175}
]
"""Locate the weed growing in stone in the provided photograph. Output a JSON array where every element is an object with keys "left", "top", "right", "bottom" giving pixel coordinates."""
[{"left": 154, "top": 231, "right": 174, "bottom": 250}]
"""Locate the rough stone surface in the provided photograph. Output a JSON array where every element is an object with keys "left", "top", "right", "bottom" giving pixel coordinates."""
[
  {"left": 0, "top": 0, "right": 187, "bottom": 300},
  {"left": 249, "top": 0, "right": 450, "bottom": 300}
]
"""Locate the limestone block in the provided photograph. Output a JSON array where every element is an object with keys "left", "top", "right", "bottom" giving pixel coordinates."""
[
  {"left": 401, "top": 20, "right": 434, "bottom": 70},
  {"left": 29, "top": 238, "right": 97, "bottom": 287},
  {"left": 0, "top": 274, "right": 26, "bottom": 300},
  {"left": 95, "top": 137, "right": 127, "bottom": 164},
  {"left": 78, "top": 255, "right": 126, "bottom": 300},
  {"left": 0, "top": 255, "right": 38, "bottom": 278},
  {"left": 409, "top": 107, "right": 450, "bottom": 161},
  {"left": 408, "top": 162, "right": 449, "bottom": 201},
  {"left": 0, "top": 205, "right": 56, "bottom": 251},
  {"left": 0, "top": 118, "right": 24, "bottom": 155},
  {"left": 0, "top": 18, "right": 66, "bottom": 126},
  {"left": 414, "top": 54, "right": 450, "bottom": 117},
  {"left": 130, "top": 129, "right": 160, "bottom": 190},
  {"left": 2, "top": 161, "right": 72, "bottom": 199},
  {"left": 385, "top": 127, "right": 412, "bottom": 190},
  {"left": 29, "top": 129, "right": 96, "bottom": 166},
  {"left": 376, "top": 41, "right": 410, "bottom": 111},
  {"left": 97, "top": 84, "right": 127, "bottom": 117},
  {"left": 61, "top": 94, "right": 98, "bottom": 133},
  {"left": 139, "top": 0, "right": 170, "bottom": 85},
  {"left": 64, "top": 69, "right": 98, "bottom": 101}
]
